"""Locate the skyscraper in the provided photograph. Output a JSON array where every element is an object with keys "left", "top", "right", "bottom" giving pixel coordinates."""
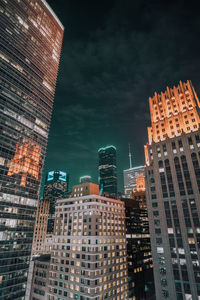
[
  {"left": 98, "top": 145, "right": 117, "bottom": 196},
  {"left": 132, "top": 172, "right": 146, "bottom": 208},
  {"left": 32, "top": 198, "right": 50, "bottom": 256},
  {"left": 43, "top": 171, "right": 69, "bottom": 233},
  {"left": 123, "top": 199, "right": 154, "bottom": 299},
  {"left": 0, "top": 0, "right": 64, "bottom": 297},
  {"left": 123, "top": 173, "right": 154, "bottom": 299},
  {"left": 48, "top": 194, "right": 129, "bottom": 300},
  {"left": 145, "top": 80, "right": 200, "bottom": 299},
  {"left": 29, "top": 254, "right": 50, "bottom": 300},
  {"left": 123, "top": 165, "right": 145, "bottom": 198}
]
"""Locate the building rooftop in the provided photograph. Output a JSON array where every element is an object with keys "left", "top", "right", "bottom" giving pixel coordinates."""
[{"left": 41, "top": 0, "right": 64, "bottom": 30}]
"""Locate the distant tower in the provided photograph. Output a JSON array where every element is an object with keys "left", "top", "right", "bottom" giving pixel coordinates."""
[
  {"left": 129, "top": 143, "right": 132, "bottom": 168},
  {"left": 123, "top": 165, "right": 145, "bottom": 198},
  {"left": 43, "top": 171, "right": 69, "bottom": 233},
  {"left": 98, "top": 145, "right": 117, "bottom": 196},
  {"left": 132, "top": 173, "right": 146, "bottom": 208},
  {"left": 145, "top": 80, "right": 200, "bottom": 300},
  {"left": 80, "top": 175, "right": 92, "bottom": 183}
]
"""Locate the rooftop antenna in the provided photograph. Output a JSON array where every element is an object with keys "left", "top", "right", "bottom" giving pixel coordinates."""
[{"left": 128, "top": 143, "right": 132, "bottom": 169}]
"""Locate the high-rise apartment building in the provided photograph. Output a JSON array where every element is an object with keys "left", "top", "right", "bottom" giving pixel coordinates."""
[
  {"left": 43, "top": 171, "right": 69, "bottom": 233},
  {"left": 123, "top": 165, "right": 145, "bottom": 198},
  {"left": 145, "top": 80, "right": 200, "bottom": 300},
  {"left": 98, "top": 145, "right": 117, "bottom": 196},
  {"left": 47, "top": 194, "right": 128, "bottom": 300},
  {"left": 0, "top": 0, "right": 64, "bottom": 298}
]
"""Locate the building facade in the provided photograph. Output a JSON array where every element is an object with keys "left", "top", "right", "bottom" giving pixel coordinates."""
[
  {"left": 145, "top": 80, "right": 200, "bottom": 300},
  {"left": 123, "top": 174, "right": 154, "bottom": 300},
  {"left": 29, "top": 254, "right": 50, "bottom": 300},
  {"left": 131, "top": 173, "right": 146, "bottom": 209},
  {"left": 123, "top": 166, "right": 145, "bottom": 198},
  {"left": 47, "top": 194, "right": 128, "bottom": 300},
  {"left": 32, "top": 198, "right": 50, "bottom": 256},
  {"left": 0, "top": 0, "right": 64, "bottom": 298},
  {"left": 98, "top": 145, "right": 117, "bottom": 196},
  {"left": 43, "top": 171, "right": 69, "bottom": 234}
]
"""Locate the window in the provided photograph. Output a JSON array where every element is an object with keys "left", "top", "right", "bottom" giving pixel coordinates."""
[
  {"left": 157, "top": 247, "right": 164, "bottom": 254},
  {"left": 156, "top": 238, "right": 162, "bottom": 244},
  {"left": 159, "top": 267, "right": 166, "bottom": 274},
  {"left": 154, "top": 219, "right": 160, "bottom": 225},
  {"left": 153, "top": 211, "right": 159, "bottom": 217},
  {"left": 155, "top": 228, "right": 161, "bottom": 234},
  {"left": 161, "top": 279, "right": 167, "bottom": 287}
]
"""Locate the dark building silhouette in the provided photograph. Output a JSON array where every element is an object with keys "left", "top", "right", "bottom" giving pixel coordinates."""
[
  {"left": 98, "top": 145, "right": 117, "bottom": 196},
  {"left": 29, "top": 254, "right": 50, "bottom": 300},
  {"left": 145, "top": 80, "right": 200, "bottom": 299},
  {"left": 123, "top": 174, "right": 155, "bottom": 299},
  {"left": 0, "top": 0, "right": 64, "bottom": 298},
  {"left": 43, "top": 171, "right": 69, "bottom": 233}
]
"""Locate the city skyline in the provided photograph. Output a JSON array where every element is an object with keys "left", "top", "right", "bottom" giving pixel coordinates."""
[
  {"left": 42, "top": 0, "right": 200, "bottom": 193},
  {"left": 1, "top": 1, "right": 200, "bottom": 299}
]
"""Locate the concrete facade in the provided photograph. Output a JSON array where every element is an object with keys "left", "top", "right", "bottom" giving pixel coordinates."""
[{"left": 47, "top": 194, "right": 128, "bottom": 300}]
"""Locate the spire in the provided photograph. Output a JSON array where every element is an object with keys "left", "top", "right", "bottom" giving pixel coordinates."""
[{"left": 128, "top": 143, "right": 132, "bottom": 169}]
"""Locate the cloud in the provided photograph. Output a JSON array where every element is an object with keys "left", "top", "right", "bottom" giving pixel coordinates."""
[{"left": 45, "top": 0, "right": 200, "bottom": 190}]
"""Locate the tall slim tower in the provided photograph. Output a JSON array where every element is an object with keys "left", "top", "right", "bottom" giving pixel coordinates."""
[
  {"left": 98, "top": 145, "right": 117, "bottom": 196},
  {"left": 145, "top": 80, "right": 200, "bottom": 300},
  {"left": 43, "top": 171, "right": 69, "bottom": 233},
  {"left": 0, "top": 0, "right": 64, "bottom": 298}
]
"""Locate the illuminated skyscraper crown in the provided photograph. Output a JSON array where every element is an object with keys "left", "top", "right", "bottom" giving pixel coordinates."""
[
  {"left": 144, "top": 80, "right": 200, "bottom": 166},
  {"left": 136, "top": 173, "right": 145, "bottom": 192},
  {"left": 147, "top": 80, "right": 200, "bottom": 144}
]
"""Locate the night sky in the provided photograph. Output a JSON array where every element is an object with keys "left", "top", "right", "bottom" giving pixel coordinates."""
[{"left": 43, "top": 0, "right": 200, "bottom": 193}]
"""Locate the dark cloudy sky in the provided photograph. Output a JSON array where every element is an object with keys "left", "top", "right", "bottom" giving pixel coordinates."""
[{"left": 43, "top": 0, "right": 200, "bottom": 193}]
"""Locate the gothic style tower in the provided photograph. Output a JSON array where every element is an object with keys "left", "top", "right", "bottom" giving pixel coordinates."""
[{"left": 145, "top": 80, "right": 200, "bottom": 300}]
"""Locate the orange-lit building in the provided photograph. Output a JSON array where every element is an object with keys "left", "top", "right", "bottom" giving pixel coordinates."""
[
  {"left": 145, "top": 80, "right": 200, "bottom": 300},
  {"left": 8, "top": 138, "right": 41, "bottom": 186},
  {"left": 72, "top": 181, "right": 99, "bottom": 197},
  {"left": 132, "top": 173, "right": 146, "bottom": 208}
]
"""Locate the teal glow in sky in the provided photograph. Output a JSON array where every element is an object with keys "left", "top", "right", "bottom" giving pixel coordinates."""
[{"left": 43, "top": 0, "right": 200, "bottom": 193}]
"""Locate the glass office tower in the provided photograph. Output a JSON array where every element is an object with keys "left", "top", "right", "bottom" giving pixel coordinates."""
[
  {"left": 98, "top": 145, "right": 117, "bottom": 196},
  {"left": 123, "top": 165, "right": 145, "bottom": 198},
  {"left": 0, "top": 0, "right": 64, "bottom": 298}
]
